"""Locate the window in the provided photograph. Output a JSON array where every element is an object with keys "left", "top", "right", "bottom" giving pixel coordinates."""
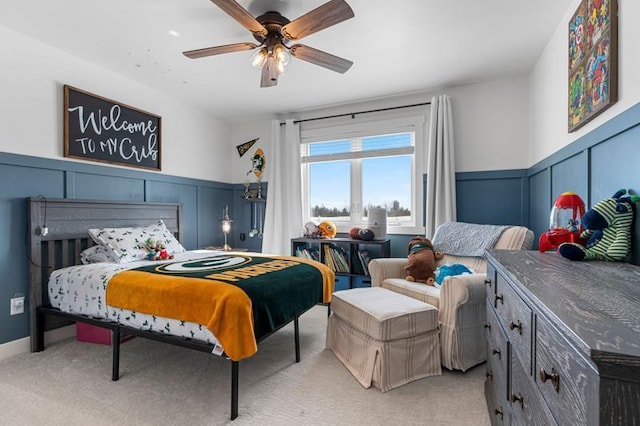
[{"left": 300, "top": 116, "right": 426, "bottom": 235}]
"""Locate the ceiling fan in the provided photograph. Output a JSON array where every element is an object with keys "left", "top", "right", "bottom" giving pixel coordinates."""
[{"left": 183, "top": 0, "right": 354, "bottom": 87}]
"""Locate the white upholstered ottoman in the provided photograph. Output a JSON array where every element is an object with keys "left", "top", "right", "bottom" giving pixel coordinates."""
[{"left": 326, "top": 287, "right": 441, "bottom": 392}]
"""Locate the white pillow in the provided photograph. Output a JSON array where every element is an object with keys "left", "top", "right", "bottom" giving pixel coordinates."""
[
  {"left": 88, "top": 220, "right": 186, "bottom": 263},
  {"left": 80, "top": 245, "right": 118, "bottom": 264}
]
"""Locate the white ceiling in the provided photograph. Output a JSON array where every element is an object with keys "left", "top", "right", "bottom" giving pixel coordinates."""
[{"left": 0, "top": 0, "right": 569, "bottom": 122}]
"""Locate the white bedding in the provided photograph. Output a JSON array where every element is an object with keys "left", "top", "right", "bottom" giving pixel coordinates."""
[{"left": 48, "top": 249, "right": 234, "bottom": 347}]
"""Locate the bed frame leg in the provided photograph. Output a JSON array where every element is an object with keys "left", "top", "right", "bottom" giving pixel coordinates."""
[
  {"left": 112, "top": 327, "right": 121, "bottom": 381},
  {"left": 231, "top": 361, "right": 239, "bottom": 420},
  {"left": 294, "top": 316, "right": 300, "bottom": 363},
  {"left": 34, "top": 310, "right": 45, "bottom": 352}
]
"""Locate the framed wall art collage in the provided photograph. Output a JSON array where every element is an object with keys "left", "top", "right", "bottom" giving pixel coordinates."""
[{"left": 568, "top": 0, "right": 618, "bottom": 132}]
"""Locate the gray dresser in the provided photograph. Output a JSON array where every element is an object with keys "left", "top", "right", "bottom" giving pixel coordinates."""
[{"left": 484, "top": 250, "right": 640, "bottom": 425}]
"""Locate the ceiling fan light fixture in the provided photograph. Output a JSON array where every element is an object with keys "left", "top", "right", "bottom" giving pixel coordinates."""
[
  {"left": 275, "top": 59, "right": 287, "bottom": 75},
  {"left": 250, "top": 47, "right": 268, "bottom": 68},
  {"left": 273, "top": 44, "right": 291, "bottom": 67}
]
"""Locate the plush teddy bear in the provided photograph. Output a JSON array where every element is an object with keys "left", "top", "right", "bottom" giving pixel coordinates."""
[
  {"left": 154, "top": 240, "right": 174, "bottom": 261},
  {"left": 558, "top": 189, "right": 639, "bottom": 261},
  {"left": 405, "top": 237, "right": 444, "bottom": 284}
]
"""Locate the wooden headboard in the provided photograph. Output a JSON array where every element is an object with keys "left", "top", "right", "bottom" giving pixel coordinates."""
[{"left": 27, "top": 197, "right": 183, "bottom": 345}]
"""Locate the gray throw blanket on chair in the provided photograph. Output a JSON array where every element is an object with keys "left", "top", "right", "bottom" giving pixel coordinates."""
[{"left": 432, "top": 222, "right": 508, "bottom": 257}]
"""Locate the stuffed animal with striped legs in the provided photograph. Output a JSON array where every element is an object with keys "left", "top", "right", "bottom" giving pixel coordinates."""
[{"left": 559, "top": 189, "right": 640, "bottom": 261}]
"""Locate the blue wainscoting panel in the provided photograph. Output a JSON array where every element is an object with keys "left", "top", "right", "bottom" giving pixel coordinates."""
[
  {"left": 73, "top": 172, "right": 145, "bottom": 201},
  {"left": 388, "top": 234, "right": 412, "bottom": 258},
  {"left": 198, "top": 184, "right": 234, "bottom": 250},
  {"left": 456, "top": 170, "right": 528, "bottom": 226},
  {"left": 590, "top": 124, "right": 640, "bottom": 203},
  {"left": 0, "top": 165, "right": 65, "bottom": 343},
  {"left": 550, "top": 152, "right": 588, "bottom": 205},
  {"left": 529, "top": 169, "right": 551, "bottom": 249},
  {"left": 146, "top": 181, "right": 200, "bottom": 250}
]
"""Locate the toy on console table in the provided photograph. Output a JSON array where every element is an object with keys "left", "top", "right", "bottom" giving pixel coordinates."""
[
  {"left": 405, "top": 237, "right": 443, "bottom": 285},
  {"left": 558, "top": 189, "right": 640, "bottom": 261},
  {"left": 539, "top": 191, "right": 586, "bottom": 252}
]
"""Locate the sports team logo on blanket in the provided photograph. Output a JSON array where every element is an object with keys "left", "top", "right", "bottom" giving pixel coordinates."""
[
  {"left": 155, "top": 255, "right": 252, "bottom": 273},
  {"left": 150, "top": 254, "right": 304, "bottom": 284}
]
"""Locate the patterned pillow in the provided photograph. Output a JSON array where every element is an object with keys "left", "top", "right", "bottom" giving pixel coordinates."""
[
  {"left": 80, "top": 245, "right": 118, "bottom": 264},
  {"left": 88, "top": 220, "right": 186, "bottom": 263}
]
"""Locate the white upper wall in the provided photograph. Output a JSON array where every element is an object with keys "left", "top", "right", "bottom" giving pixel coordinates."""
[
  {"left": 230, "top": 76, "right": 531, "bottom": 182},
  {"left": 529, "top": 0, "right": 640, "bottom": 166},
  {"left": 447, "top": 77, "right": 529, "bottom": 172},
  {"left": 0, "top": 26, "right": 233, "bottom": 182}
]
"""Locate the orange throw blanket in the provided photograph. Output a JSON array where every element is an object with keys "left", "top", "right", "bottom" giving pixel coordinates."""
[{"left": 106, "top": 254, "right": 334, "bottom": 361}]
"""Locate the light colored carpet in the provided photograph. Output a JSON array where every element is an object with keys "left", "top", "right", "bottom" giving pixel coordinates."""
[{"left": 0, "top": 306, "right": 490, "bottom": 426}]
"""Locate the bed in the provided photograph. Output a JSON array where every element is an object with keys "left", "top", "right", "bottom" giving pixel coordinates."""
[{"left": 27, "top": 197, "right": 333, "bottom": 420}]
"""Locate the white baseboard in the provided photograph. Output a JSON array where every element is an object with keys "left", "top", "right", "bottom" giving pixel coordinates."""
[{"left": 0, "top": 325, "right": 76, "bottom": 362}]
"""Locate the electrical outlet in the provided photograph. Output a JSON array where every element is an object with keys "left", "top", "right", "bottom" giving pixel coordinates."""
[{"left": 10, "top": 296, "right": 25, "bottom": 315}]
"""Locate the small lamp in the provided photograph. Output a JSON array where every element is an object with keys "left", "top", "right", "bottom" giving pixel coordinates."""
[{"left": 220, "top": 205, "right": 233, "bottom": 251}]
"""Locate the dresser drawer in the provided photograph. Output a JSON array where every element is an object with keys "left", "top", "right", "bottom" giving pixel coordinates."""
[
  {"left": 535, "top": 315, "right": 598, "bottom": 425},
  {"left": 486, "top": 263, "right": 497, "bottom": 298},
  {"left": 486, "top": 299, "right": 510, "bottom": 402},
  {"left": 494, "top": 274, "right": 533, "bottom": 374},
  {"left": 510, "top": 355, "right": 557, "bottom": 426},
  {"left": 485, "top": 377, "right": 509, "bottom": 426}
]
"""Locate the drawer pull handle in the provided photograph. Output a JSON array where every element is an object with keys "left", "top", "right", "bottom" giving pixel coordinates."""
[
  {"left": 508, "top": 320, "right": 523, "bottom": 334},
  {"left": 494, "top": 408, "right": 504, "bottom": 420},
  {"left": 484, "top": 322, "right": 491, "bottom": 331},
  {"left": 494, "top": 294, "right": 504, "bottom": 305},
  {"left": 484, "top": 279, "right": 492, "bottom": 286},
  {"left": 491, "top": 348, "right": 501, "bottom": 359},
  {"left": 511, "top": 392, "right": 524, "bottom": 408},
  {"left": 539, "top": 368, "right": 560, "bottom": 392}
]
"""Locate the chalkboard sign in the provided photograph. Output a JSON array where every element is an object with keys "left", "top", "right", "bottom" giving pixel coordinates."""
[{"left": 64, "top": 85, "right": 161, "bottom": 170}]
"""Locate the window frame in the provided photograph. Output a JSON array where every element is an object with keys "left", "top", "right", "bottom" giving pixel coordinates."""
[{"left": 300, "top": 115, "right": 427, "bottom": 235}]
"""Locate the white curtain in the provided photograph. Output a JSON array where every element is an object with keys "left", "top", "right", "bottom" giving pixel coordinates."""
[
  {"left": 262, "top": 119, "right": 303, "bottom": 255},
  {"left": 425, "top": 95, "right": 457, "bottom": 238}
]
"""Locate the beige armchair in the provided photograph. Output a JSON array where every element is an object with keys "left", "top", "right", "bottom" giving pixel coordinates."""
[{"left": 369, "top": 224, "right": 534, "bottom": 371}]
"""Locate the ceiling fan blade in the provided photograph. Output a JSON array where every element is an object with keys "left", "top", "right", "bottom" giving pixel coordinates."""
[
  {"left": 209, "top": 0, "right": 267, "bottom": 37},
  {"left": 281, "top": 0, "right": 354, "bottom": 40},
  {"left": 290, "top": 44, "right": 353, "bottom": 74},
  {"left": 183, "top": 42, "right": 258, "bottom": 59}
]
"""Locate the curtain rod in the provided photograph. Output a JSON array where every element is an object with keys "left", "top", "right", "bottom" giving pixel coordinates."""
[{"left": 280, "top": 101, "right": 431, "bottom": 126}]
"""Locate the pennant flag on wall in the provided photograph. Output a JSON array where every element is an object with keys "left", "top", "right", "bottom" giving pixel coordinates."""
[{"left": 236, "top": 138, "right": 259, "bottom": 157}]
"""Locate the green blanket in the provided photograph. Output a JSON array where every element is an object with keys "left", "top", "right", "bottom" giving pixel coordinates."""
[{"left": 106, "top": 254, "right": 334, "bottom": 361}]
